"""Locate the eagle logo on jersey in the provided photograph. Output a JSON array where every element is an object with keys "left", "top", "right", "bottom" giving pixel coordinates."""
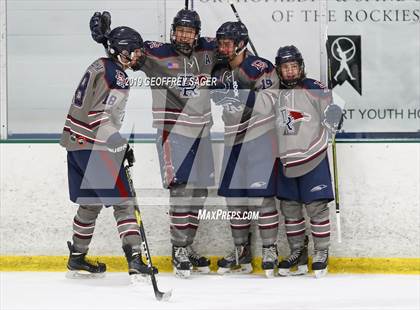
[
  {"left": 148, "top": 41, "right": 164, "bottom": 49},
  {"left": 278, "top": 107, "right": 311, "bottom": 135},
  {"left": 251, "top": 60, "right": 268, "bottom": 72}
]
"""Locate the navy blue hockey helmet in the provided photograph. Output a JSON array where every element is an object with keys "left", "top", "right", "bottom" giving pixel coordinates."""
[
  {"left": 275, "top": 45, "right": 305, "bottom": 88},
  {"left": 171, "top": 9, "right": 201, "bottom": 55},
  {"left": 106, "top": 26, "right": 145, "bottom": 71},
  {"left": 216, "top": 21, "right": 249, "bottom": 55}
]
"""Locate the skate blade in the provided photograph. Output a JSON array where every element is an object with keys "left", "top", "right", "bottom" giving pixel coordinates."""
[
  {"left": 65, "top": 270, "right": 105, "bottom": 279},
  {"left": 173, "top": 268, "right": 191, "bottom": 279},
  {"left": 278, "top": 264, "right": 308, "bottom": 277},
  {"left": 314, "top": 267, "right": 328, "bottom": 278},
  {"left": 264, "top": 269, "right": 276, "bottom": 278},
  {"left": 192, "top": 266, "right": 211, "bottom": 274},
  {"left": 217, "top": 263, "right": 253, "bottom": 275},
  {"left": 129, "top": 273, "right": 151, "bottom": 285}
]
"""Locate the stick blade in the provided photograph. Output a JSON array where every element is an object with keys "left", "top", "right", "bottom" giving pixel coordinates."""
[{"left": 155, "top": 289, "right": 172, "bottom": 302}]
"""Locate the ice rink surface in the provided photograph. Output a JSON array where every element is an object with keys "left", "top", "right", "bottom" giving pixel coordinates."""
[{"left": 1, "top": 272, "right": 419, "bottom": 310}]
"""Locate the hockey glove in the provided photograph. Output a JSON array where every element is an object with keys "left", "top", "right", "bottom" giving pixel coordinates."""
[
  {"left": 106, "top": 133, "right": 135, "bottom": 167},
  {"left": 323, "top": 104, "right": 344, "bottom": 133},
  {"left": 90, "top": 11, "right": 111, "bottom": 46},
  {"left": 124, "top": 144, "right": 135, "bottom": 167}
]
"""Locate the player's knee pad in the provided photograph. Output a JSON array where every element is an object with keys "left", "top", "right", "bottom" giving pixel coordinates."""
[
  {"left": 279, "top": 200, "right": 303, "bottom": 219},
  {"left": 72, "top": 205, "right": 103, "bottom": 251},
  {"left": 76, "top": 205, "right": 103, "bottom": 222},
  {"left": 280, "top": 201, "right": 306, "bottom": 246},
  {"left": 112, "top": 205, "right": 141, "bottom": 242},
  {"left": 169, "top": 183, "right": 195, "bottom": 208},
  {"left": 225, "top": 199, "right": 251, "bottom": 245},
  {"left": 225, "top": 197, "right": 250, "bottom": 211},
  {"left": 169, "top": 183, "right": 195, "bottom": 197},
  {"left": 259, "top": 197, "right": 277, "bottom": 213},
  {"left": 191, "top": 188, "right": 208, "bottom": 207},
  {"left": 112, "top": 203, "right": 136, "bottom": 220},
  {"left": 192, "top": 188, "right": 208, "bottom": 198},
  {"left": 306, "top": 200, "right": 330, "bottom": 249},
  {"left": 305, "top": 200, "right": 330, "bottom": 222}
]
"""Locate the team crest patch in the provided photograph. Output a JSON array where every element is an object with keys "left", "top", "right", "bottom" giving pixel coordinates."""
[
  {"left": 148, "top": 41, "right": 163, "bottom": 49},
  {"left": 279, "top": 107, "right": 312, "bottom": 134},
  {"left": 115, "top": 70, "right": 127, "bottom": 88},
  {"left": 251, "top": 60, "right": 268, "bottom": 72}
]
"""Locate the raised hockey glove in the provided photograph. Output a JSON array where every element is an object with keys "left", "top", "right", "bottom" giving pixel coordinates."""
[
  {"left": 323, "top": 104, "right": 344, "bottom": 133},
  {"left": 90, "top": 11, "right": 111, "bottom": 46}
]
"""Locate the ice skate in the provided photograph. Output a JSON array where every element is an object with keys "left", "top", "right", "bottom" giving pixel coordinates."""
[
  {"left": 312, "top": 249, "right": 329, "bottom": 278},
  {"left": 278, "top": 236, "right": 309, "bottom": 276},
  {"left": 187, "top": 245, "right": 210, "bottom": 274},
  {"left": 66, "top": 241, "right": 106, "bottom": 279},
  {"left": 123, "top": 245, "right": 157, "bottom": 284},
  {"left": 172, "top": 246, "right": 192, "bottom": 278},
  {"left": 262, "top": 244, "right": 278, "bottom": 278},
  {"left": 217, "top": 242, "right": 252, "bottom": 275}
]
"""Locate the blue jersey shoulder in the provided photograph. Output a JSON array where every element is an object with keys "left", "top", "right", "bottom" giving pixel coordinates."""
[
  {"left": 241, "top": 55, "right": 275, "bottom": 80},
  {"left": 101, "top": 58, "right": 129, "bottom": 90},
  {"left": 144, "top": 40, "right": 178, "bottom": 59},
  {"left": 301, "top": 78, "right": 331, "bottom": 99},
  {"left": 301, "top": 78, "right": 328, "bottom": 90},
  {"left": 195, "top": 37, "right": 217, "bottom": 52}
]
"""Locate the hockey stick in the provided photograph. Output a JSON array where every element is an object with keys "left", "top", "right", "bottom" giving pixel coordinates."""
[
  {"left": 185, "top": 0, "right": 189, "bottom": 10},
  {"left": 328, "top": 55, "right": 342, "bottom": 243},
  {"left": 228, "top": 0, "right": 258, "bottom": 57},
  {"left": 331, "top": 135, "right": 342, "bottom": 243},
  {"left": 124, "top": 163, "right": 172, "bottom": 301}
]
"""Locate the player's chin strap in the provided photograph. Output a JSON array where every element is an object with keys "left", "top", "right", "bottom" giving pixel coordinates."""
[
  {"left": 234, "top": 44, "right": 247, "bottom": 57},
  {"left": 117, "top": 52, "right": 145, "bottom": 71},
  {"left": 117, "top": 52, "right": 136, "bottom": 68}
]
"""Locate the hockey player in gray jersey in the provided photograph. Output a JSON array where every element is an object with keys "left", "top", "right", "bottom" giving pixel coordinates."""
[
  {"left": 273, "top": 45, "right": 343, "bottom": 278},
  {"left": 210, "top": 22, "right": 280, "bottom": 277},
  {"left": 60, "top": 26, "right": 157, "bottom": 281},
  {"left": 90, "top": 9, "right": 217, "bottom": 278}
]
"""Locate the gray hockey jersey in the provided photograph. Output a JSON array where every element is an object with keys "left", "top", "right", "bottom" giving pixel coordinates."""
[
  {"left": 142, "top": 37, "right": 217, "bottom": 138},
  {"left": 275, "top": 78, "right": 333, "bottom": 177},
  {"left": 60, "top": 58, "right": 129, "bottom": 151},
  {"left": 212, "top": 52, "right": 279, "bottom": 146}
]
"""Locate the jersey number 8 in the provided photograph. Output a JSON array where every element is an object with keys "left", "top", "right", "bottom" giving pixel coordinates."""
[{"left": 73, "top": 71, "right": 91, "bottom": 107}]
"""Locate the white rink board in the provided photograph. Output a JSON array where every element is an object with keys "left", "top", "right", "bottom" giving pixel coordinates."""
[
  {"left": 0, "top": 142, "right": 419, "bottom": 257},
  {"left": 4, "top": 0, "right": 420, "bottom": 135}
]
